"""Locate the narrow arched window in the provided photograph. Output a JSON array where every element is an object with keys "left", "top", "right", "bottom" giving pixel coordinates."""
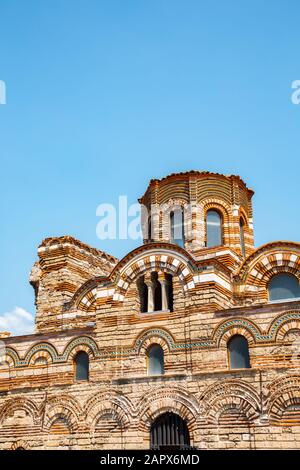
[
  {"left": 75, "top": 351, "right": 89, "bottom": 381},
  {"left": 148, "top": 215, "right": 152, "bottom": 242},
  {"left": 137, "top": 275, "right": 148, "bottom": 313},
  {"left": 240, "top": 218, "right": 246, "bottom": 257},
  {"left": 228, "top": 335, "right": 250, "bottom": 369},
  {"left": 166, "top": 273, "right": 173, "bottom": 312},
  {"left": 147, "top": 344, "right": 164, "bottom": 375},
  {"left": 152, "top": 272, "right": 162, "bottom": 311},
  {"left": 206, "top": 210, "right": 222, "bottom": 247},
  {"left": 170, "top": 208, "right": 184, "bottom": 247},
  {"left": 268, "top": 273, "right": 300, "bottom": 301}
]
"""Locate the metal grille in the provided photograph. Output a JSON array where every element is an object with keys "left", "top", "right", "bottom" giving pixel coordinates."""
[{"left": 150, "top": 412, "right": 190, "bottom": 450}]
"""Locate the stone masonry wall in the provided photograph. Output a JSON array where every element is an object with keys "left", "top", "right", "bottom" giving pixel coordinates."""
[{"left": 1, "top": 171, "right": 300, "bottom": 450}]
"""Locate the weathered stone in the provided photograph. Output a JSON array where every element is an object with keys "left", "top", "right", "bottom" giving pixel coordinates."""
[{"left": 1, "top": 171, "right": 300, "bottom": 450}]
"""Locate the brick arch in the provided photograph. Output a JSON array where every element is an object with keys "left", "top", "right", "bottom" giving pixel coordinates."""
[
  {"left": 24, "top": 342, "right": 59, "bottom": 366},
  {"left": 11, "top": 440, "right": 30, "bottom": 450},
  {"left": 28, "top": 349, "right": 53, "bottom": 366},
  {"left": 92, "top": 409, "right": 124, "bottom": 427},
  {"left": 139, "top": 337, "right": 170, "bottom": 356},
  {"left": 135, "top": 328, "right": 175, "bottom": 354},
  {"left": 44, "top": 397, "right": 81, "bottom": 432},
  {"left": 77, "top": 245, "right": 197, "bottom": 307},
  {"left": 265, "top": 266, "right": 300, "bottom": 287},
  {"left": 114, "top": 252, "right": 195, "bottom": 302},
  {"left": 3, "top": 347, "right": 19, "bottom": 368},
  {"left": 91, "top": 410, "right": 127, "bottom": 450},
  {"left": 0, "top": 397, "right": 40, "bottom": 426},
  {"left": 238, "top": 207, "right": 253, "bottom": 255},
  {"left": 202, "top": 199, "right": 231, "bottom": 222},
  {"left": 269, "top": 394, "right": 300, "bottom": 425},
  {"left": 138, "top": 386, "right": 199, "bottom": 434},
  {"left": 213, "top": 318, "right": 261, "bottom": 346},
  {"left": 202, "top": 198, "right": 231, "bottom": 227},
  {"left": 262, "top": 265, "right": 297, "bottom": 290},
  {"left": 267, "top": 312, "right": 300, "bottom": 341},
  {"left": 201, "top": 198, "right": 233, "bottom": 249},
  {"left": 158, "top": 199, "right": 190, "bottom": 241},
  {"left": 268, "top": 375, "right": 300, "bottom": 424},
  {"left": 122, "top": 265, "right": 189, "bottom": 304},
  {"left": 122, "top": 264, "right": 186, "bottom": 301},
  {"left": 46, "top": 413, "right": 74, "bottom": 434},
  {"left": 200, "top": 380, "right": 261, "bottom": 425},
  {"left": 283, "top": 328, "right": 300, "bottom": 342},
  {"left": 237, "top": 243, "right": 300, "bottom": 286},
  {"left": 217, "top": 405, "right": 250, "bottom": 425},
  {"left": 63, "top": 336, "right": 99, "bottom": 360},
  {"left": 125, "top": 260, "right": 185, "bottom": 284},
  {"left": 88, "top": 405, "right": 128, "bottom": 432},
  {"left": 45, "top": 394, "right": 82, "bottom": 418},
  {"left": 84, "top": 390, "right": 134, "bottom": 429},
  {"left": 213, "top": 399, "right": 252, "bottom": 426},
  {"left": 70, "top": 278, "right": 101, "bottom": 309},
  {"left": 67, "top": 344, "right": 95, "bottom": 362},
  {"left": 238, "top": 206, "right": 250, "bottom": 225},
  {"left": 158, "top": 199, "right": 190, "bottom": 225},
  {"left": 76, "top": 287, "right": 99, "bottom": 311}
]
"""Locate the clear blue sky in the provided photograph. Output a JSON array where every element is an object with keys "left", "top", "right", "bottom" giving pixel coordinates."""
[{"left": 1, "top": 0, "right": 299, "bottom": 334}]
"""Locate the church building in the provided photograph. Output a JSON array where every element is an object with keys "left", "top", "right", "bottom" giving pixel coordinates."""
[{"left": 1, "top": 171, "right": 300, "bottom": 450}]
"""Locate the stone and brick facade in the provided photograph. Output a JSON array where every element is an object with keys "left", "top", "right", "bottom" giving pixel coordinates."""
[{"left": 1, "top": 171, "right": 300, "bottom": 450}]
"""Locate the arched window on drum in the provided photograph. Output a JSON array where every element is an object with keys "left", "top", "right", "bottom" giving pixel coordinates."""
[
  {"left": 206, "top": 210, "right": 223, "bottom": 247},
  {"left": 239, "top": 217, "right": 246, "bottom": 256},
  {"left": 170, "top": 208, "right": 185, "bottom": 248}
]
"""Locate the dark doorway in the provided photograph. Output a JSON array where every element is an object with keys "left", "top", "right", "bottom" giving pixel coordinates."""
[{"left": 150, "top": 412, "right": 190, "bottom": 450}]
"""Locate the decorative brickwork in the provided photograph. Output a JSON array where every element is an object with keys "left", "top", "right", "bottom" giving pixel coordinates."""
[{"left": 1, "top": 171, "right": 300, "bottom": 450}]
